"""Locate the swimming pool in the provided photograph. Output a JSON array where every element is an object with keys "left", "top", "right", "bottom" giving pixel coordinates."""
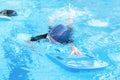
[{"left": 0, "top": 0, "right": 120, "bottom": 80}]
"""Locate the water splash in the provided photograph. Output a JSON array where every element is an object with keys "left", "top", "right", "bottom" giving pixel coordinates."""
[{"left": 48, "top": 4, "right": 91, "bottom": 22}]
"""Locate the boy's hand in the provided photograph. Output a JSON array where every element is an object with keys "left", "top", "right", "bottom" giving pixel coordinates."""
[{"left": 70, "top": 46, "right": 82, "bottom": 55}]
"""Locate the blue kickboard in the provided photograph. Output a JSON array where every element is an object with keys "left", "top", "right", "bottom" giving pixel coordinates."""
[
  {"left": 0, "top": 15, "right": 11, "bottom": 21},
  {"left": 46, "top": 53, "right": 109, "bottom": 72}
]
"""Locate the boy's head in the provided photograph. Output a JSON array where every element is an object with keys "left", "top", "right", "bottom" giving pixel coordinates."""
[{"left": 49, "top": 24, "right": 71, "bottom": 44}]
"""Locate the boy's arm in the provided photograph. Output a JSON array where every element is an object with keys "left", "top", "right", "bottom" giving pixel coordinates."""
[{"left": 66, "top": 18, "right": 82, "bottom": 55}]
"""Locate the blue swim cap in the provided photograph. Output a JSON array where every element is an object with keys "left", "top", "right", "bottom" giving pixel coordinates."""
[{"left": 49, "top": 24, "right": 71, "bottom": 43}]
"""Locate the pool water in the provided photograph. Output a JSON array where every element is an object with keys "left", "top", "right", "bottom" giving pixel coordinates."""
[{"left": 0, "top": 0, "right": 120, "bottom": 80}]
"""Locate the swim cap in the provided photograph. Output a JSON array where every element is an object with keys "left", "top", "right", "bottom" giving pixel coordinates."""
[{"left": 49, "top": 24, "right": 71, "bottom": 43}]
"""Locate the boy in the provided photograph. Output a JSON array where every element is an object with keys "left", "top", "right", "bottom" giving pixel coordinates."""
[{"left": 26, "top": 18, "right": 82, "bottom": 55}]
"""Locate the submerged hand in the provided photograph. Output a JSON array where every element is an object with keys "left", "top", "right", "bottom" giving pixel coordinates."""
[
  {"left": 66, "top": 18, "right": 73, "bottom": 26},
  {"left": 70, "top": 46, "right": 82, "bottom": 55},
  {"left": 48, "top": 17, "right": 54, "bottom": 26},
  {"left": 24, "top": 39, "right": 36, "bottom": 50}
]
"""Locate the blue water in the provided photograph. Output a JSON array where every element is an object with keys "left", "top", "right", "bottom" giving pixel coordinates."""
[{"left": 0, "top": 0, "right": 120, "bottom": 80}]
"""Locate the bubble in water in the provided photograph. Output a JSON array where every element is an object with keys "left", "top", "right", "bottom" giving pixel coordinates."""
[
  {"left": 109, "top": 53, "right": 120, "bottom": 62},
  {"left": 87, "top": 19, "right": 109, "bottom": 27}
]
